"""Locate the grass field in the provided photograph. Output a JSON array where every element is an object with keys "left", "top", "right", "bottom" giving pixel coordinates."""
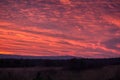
[{"left": 0, "top": 65, "right": 120, "bottom": 80}]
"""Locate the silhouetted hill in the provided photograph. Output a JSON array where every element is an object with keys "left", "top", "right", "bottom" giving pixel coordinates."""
[
  {"left": 0, "top": 54, "right": 75, "bottom": 60},
  {"left": 0, "top": 54, "right": 120, "bottom": 69}
]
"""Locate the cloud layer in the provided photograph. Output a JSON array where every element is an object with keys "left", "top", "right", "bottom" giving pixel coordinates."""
[{"left": 0, "top": 0, "right": 120, "bottom": 58}]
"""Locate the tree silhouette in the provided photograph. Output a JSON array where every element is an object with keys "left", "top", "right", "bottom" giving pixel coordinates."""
[
  {"left": 68, "top": 58, "right": 86, "bottom": 71},
  {"left": 46, "top": 75, "right": 53, "bottom": 80},
  {"left": 33, "top": 72, "right": 43, "bottom": 80}
]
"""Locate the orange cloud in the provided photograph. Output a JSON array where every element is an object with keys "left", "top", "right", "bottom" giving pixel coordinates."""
[
  {"left": 60, "top": 0, "right": 71, "bottom": 5},
  {"left": 102, "top": 15, "right": 120, "bottom": 27}
]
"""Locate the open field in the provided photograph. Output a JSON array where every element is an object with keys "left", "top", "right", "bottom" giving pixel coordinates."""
[{"left": 0, "top": 65, "right": 120, "bottom": 80}]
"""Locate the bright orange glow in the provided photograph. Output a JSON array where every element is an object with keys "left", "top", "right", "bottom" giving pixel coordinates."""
[
  {"left": 60, "top": 0, "right": 71, "bottom": 5},
  {"left": 0, "top": 51, "right": 13, "bottom": 55}
]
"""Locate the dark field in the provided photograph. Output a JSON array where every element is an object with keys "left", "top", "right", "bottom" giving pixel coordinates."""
[
  {"left": 0, "top": 58, "right": 120, "bottom": 80},
  {"left": 0, "top": 65, "right": 120, "bottom": 80}
]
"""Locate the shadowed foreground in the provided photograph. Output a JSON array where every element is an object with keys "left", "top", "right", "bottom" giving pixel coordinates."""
[{"left": 0, "top": 65, "right": 120, "bottom": 80}]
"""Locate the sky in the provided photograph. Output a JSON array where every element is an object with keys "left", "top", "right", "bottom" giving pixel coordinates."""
[{"left": 0, "top": 0, "right": 120, "bottom": 58}]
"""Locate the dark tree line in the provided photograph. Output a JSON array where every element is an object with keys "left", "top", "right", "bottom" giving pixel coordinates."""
[{"left": 0, "top": 58, "right": 120, "bottom": 70}]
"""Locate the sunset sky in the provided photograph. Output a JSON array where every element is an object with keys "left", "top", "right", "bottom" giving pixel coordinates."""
[{"left": 0, "top": 0, "right": 120, "bottom": 58}]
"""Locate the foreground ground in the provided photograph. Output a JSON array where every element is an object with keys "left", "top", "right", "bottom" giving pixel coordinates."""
[{"left": 0, "top": 65, "right": 120, "bottom": 80}]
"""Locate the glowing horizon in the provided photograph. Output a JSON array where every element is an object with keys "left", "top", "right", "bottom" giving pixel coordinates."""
[{"left": 0, "top": 0, "right": 120, "bottom": 58}]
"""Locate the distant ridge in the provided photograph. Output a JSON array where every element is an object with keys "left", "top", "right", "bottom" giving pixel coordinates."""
[{"left": 0, "top": 54, "right": 76, "bottom": 60}]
